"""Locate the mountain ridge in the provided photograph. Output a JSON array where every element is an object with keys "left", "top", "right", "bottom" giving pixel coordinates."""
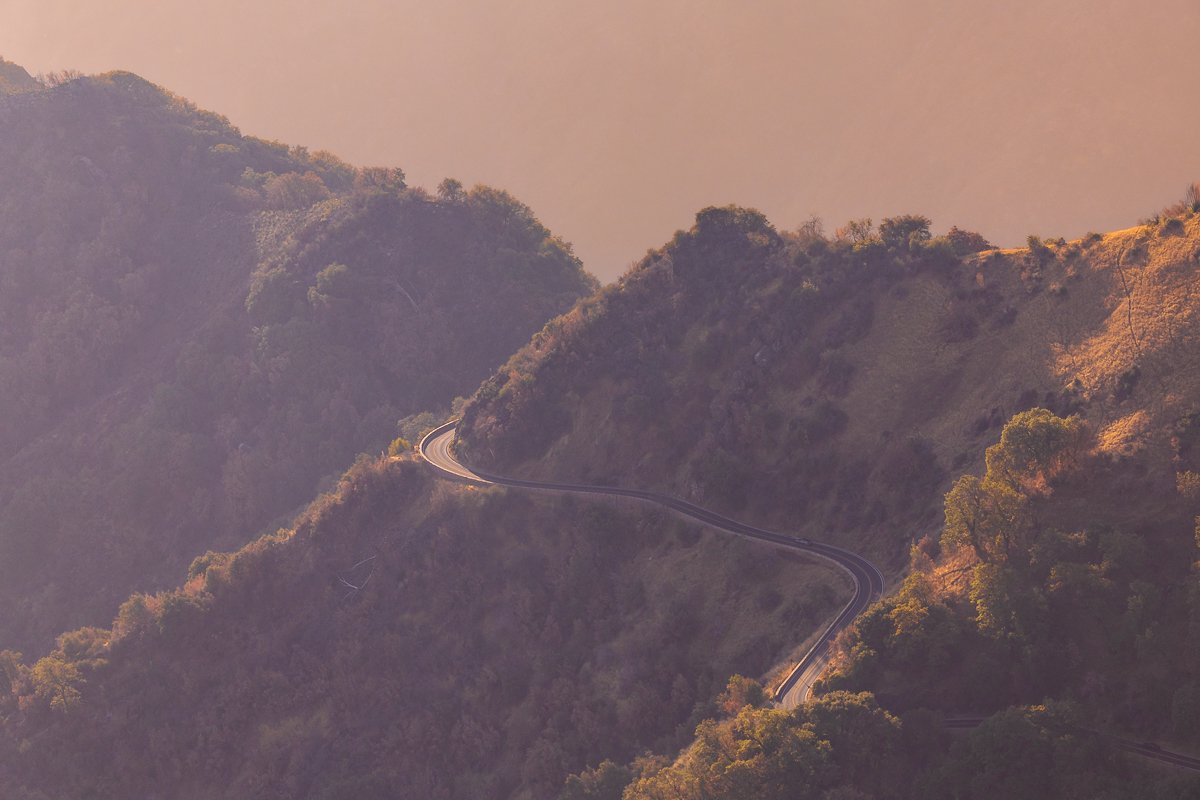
[{"left": 0, "top": 66, "right": 596, "bottom": 652}]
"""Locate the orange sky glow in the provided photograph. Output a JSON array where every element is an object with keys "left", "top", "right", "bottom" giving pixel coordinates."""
[{"left": 3, "top": 0, "right": 1198, "bottom": 279}]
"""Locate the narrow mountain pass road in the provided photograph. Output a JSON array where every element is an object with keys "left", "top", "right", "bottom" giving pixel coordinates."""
[
  {"left": 419, "top": 420, "right": 885, "bottom": 708},
  {"left": 419, "top": 421, "right": 1200, "bottom": 774}
]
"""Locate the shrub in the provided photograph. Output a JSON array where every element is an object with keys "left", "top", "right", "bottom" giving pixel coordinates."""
[
  {"left": 263, "top": 171, "right": 330, "bottom": 210},
  {"left": 945, "top": 226, "right": 994, "bottom": 256},
  {"left": 1123, "top": 241, "right": 1148, "bottom": 265},
  {"left": 1161, "top": 217, "right": 1186, "bottom": 237},
  {"left": 1113, "top": 364, "right": 1142, "bottom": 400},
  {"left": 1026, "top": 235, "right": 1054, "bottom": 263}
]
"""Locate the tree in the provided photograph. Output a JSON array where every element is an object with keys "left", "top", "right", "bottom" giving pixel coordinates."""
[
  {"left": 30, "top": 657, "right": 83, "bottom": 711},
  {"left": 793, "top": 215, "right": 826, "bottom": 245},
  {"left": 879, "top": 215, "right": 932, "bottom": 251},
  {"left": 677, "top": 206, "right": 781, "bottom": 281},
  {"left": 834, "top": 218, "right": 874, "bottom": 245},
  {"left": 262, "top": 171, "right": 331, "bottom": 210},
  {"left": 984, "top": 408, "right": 1087, "bottom": 496},
  {"left": 112, "top": 594, "right": 158, "bottom": 640},
  {"left": 437, "top": 177, "right": 466, "bottom": 202},
  {"left": 944, "top": 706, "right": 1119, "bottom": 800},
  {"left": 801, "top": 692, "right": 903, "bottom": 795},
  {"left": 37, "top": 69, "right": 84, "bottom": 87},
  {"left": 623, "top": 708, "right": 832, "bottom": 800},
  {"left": 943, "top": 410, "right": 1087, "bottom": 563},
  {"left": 54, "top": 627, "right": 109, "bottom": 669},
  {"left": 942, "top": 474, "right": 1027, "bottom": 563},
  {"left": 719, "top": 674, "right": 767, "bottom": 714}
]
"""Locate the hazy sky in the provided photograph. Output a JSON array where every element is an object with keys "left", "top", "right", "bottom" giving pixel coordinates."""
[{"left": 3, "top": 0, "right": 1199, "bottom": 280}]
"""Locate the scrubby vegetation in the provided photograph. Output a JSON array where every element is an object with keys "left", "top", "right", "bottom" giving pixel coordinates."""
[
  {"left": 459, "top": 200, "right": 1200, "bottom": 559},
  {"left": 0, "top": 456, "right": 840, "bottom": 799},
  {"left": 0, "top": 69, "right": 595, "bottom": 651},
  {"left": 608, "top": 690, "right": 1192, "bottom": 800},
  {"left": 820, "top": 408, "right": 1200, "bottom": 724},
  {"left": 457, "top": 207, "right": 980, "bottom": 564},
  {"left": 456, "top": 200, "right": 1200, "bottom": 796},
  {"left": 559, "top": 409, "right": 1200, "bottom": 798}
]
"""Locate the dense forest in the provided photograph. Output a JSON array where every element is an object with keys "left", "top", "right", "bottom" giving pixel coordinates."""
[{"left": 0, "top": 67, "right": 595, "bottom": 652}]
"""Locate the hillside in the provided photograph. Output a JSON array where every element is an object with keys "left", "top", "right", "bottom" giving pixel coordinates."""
[
  {"left": 454, "top": 201, "right": 1200, "bottom": 796},
  {"left": 617, "top": 407, "right": 1200, "bottom": 799},
  {"left": 0, "top": 456, "right": 842, "bottom": 799},
  {"left": 0, "top": 68, "right": 595, "bottom": 652},
  {"left": 0, "top": 58, "right": 39, "bottom": 94},
  {"left": 457, "top": 205, "right": 1200, "bottom": 564},
  {"left": 4, "top": 101, "right": 1200, "bottom": 796}
]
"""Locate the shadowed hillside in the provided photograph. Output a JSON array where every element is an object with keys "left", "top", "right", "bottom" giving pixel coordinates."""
[
  {"left": 0, "top": 58, "right": 38, "bottom": 94},
  {"left": 0, "top": 68, "right": 595, "bottom": 651},
  {"left": 0, "top": 456, "right": 841, "bottom": 799}
]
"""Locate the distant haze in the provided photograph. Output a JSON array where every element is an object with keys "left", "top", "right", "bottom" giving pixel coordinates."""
[{"left": 4, "top": 0, "right": 1199, "bottom": 280}]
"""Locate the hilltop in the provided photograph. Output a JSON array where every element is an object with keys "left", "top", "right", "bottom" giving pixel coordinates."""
[
  {"left": 0, "top": 66, "right": 596, "bottom": 651},
  {"left": 458, "top": 206, "right": 1200, "bottom": 563},
  {"left": 0, "top": 58, "right": 39, "bottom": 94}
]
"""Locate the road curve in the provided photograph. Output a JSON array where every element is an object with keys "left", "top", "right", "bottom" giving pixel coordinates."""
[{"left": 418, "top": 420, "right": 885, "bottom": 708}]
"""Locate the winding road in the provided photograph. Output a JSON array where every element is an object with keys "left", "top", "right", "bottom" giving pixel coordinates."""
[
  {"left": 420, "top": 420, "right": 1200, "bottom": 773},
  {"left": 419, "top": 419, "right": 885, "bottom": 708}
]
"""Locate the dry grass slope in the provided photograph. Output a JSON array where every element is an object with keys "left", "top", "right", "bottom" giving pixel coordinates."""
[{"left": 459, "top": 208, "right": 1200, "bottom": 572}]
